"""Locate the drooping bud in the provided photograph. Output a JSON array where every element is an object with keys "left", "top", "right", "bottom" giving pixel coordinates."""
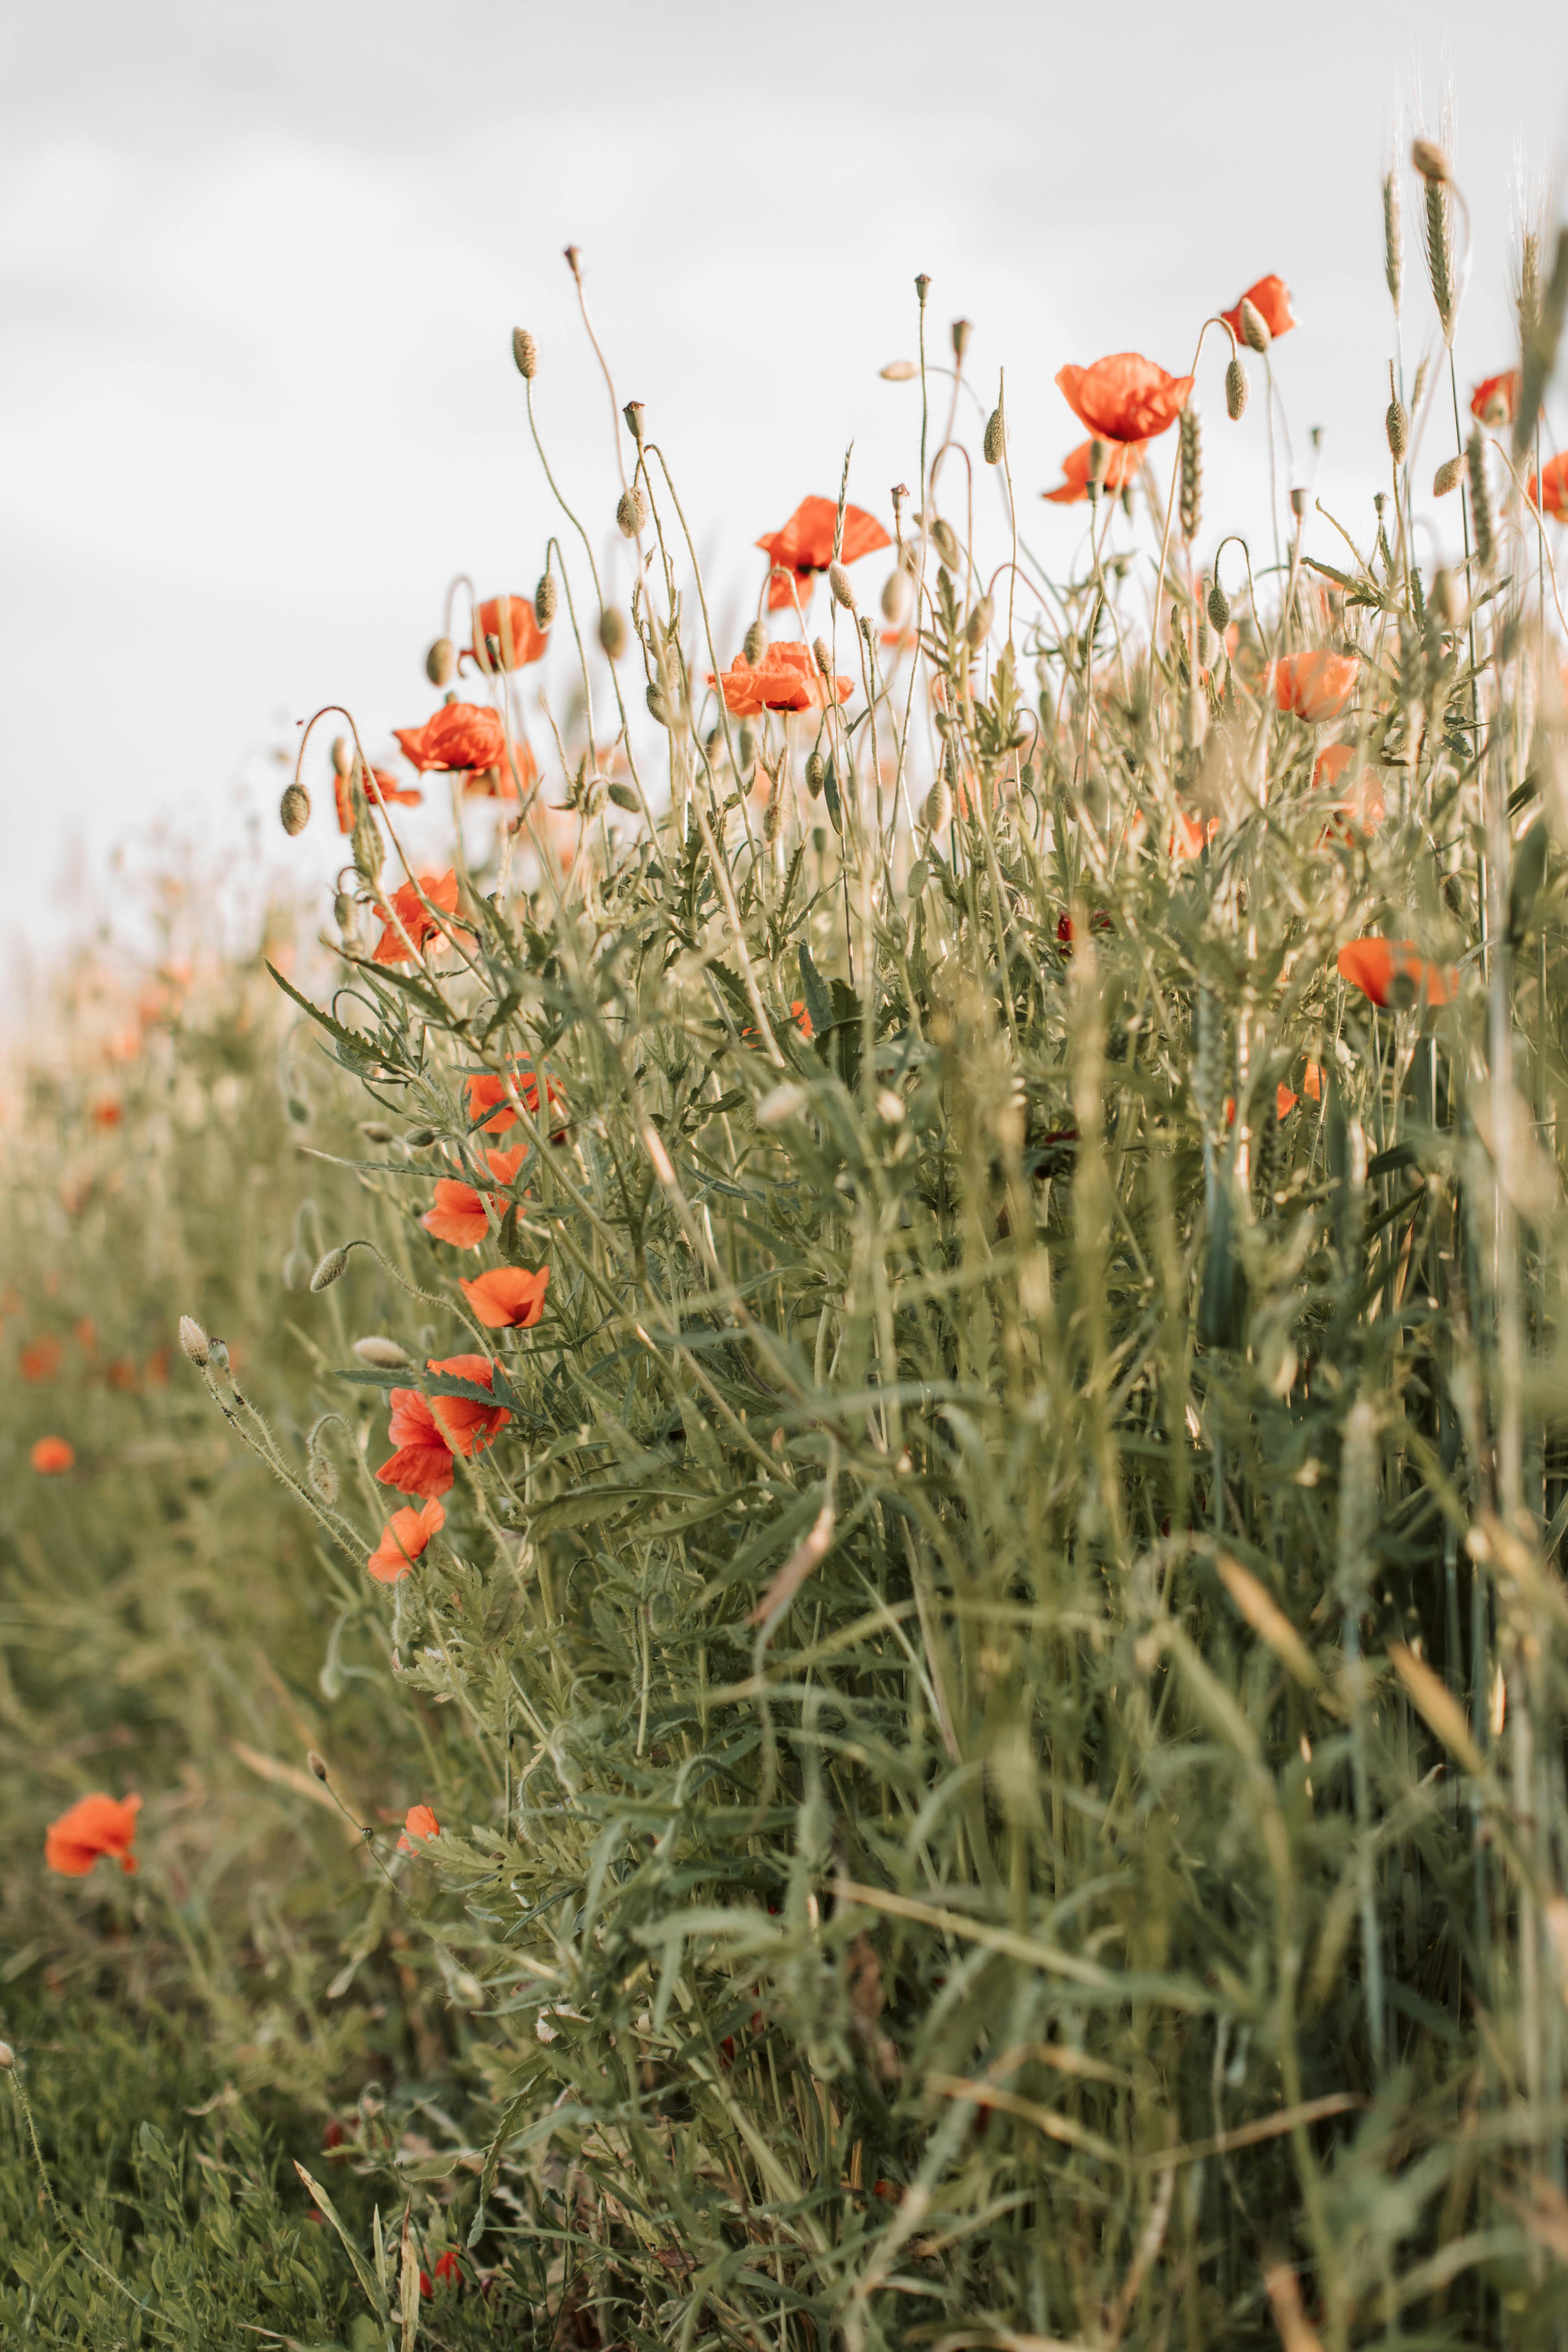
[
  {"left": 812, "top": 636, "right": 833, "bottom": 679},
  {"left": 331, "top": 735, "right": 353, "bottom": 776},
  {"left": 1225, "top": 357, "right": 1248, "bottom": 420},
  {"left": 353, "top": 1334, "right": 411, "bottom": 1370},
  {"left": 598, "top": 606, "right": 628, "bottom": 660},
  {"left": 512, "top": 327, "right": 539, "bottom": 378},
  {"left": 310, "top": 1245, "right": 352, "bottom": 1292},
  {"left": 307, "top": 1750, "right": 329, "bottom": 1781},
  {"left": 743, "top": 620, "right": 767, "bottom": 666},
  {"left": 1207, "top": 577, "right": 1231, "bottom": 634},
  {"left": 1433, "top": 454, "right": 1464, "bottom": 497},
  {"left": 534, "top": 573, "right": 557, "bottom": 629},
  {"left": 964, "top": 597, "right": 994, "bottom": 649},
  {"left": 623, "top": 400, "right": 645, "bottom": 443},
  {"left": 279, "top": 782, "right": 310, "bottom": 836},
  {"left": 983, "top": 406, "right": 1005, "bottom": 465},
  {"left": 806, "top": 750, "right": 826, "bottom": 798},
  {"left": 881, "top": 569, "right": 913, "bottom": 626},
  {"left": 1466, "top": 426, "right": 1495, "bottom": 571},
  {"left": 426, "top": 636, "right": 456, "bottom": 687},
  {"left": 1411, "top": 137, "right": 1450, "bottom": 184},
  {"left": 951, "top": 318, "right": 972, "bottom": 363},
  {"left": 616, "top": 482, "right": 648, "bottom": 537},
  {"left": 308, "top": 1448, "right": 339, "bottom": 1506},
  {"left": 880, "top": 359, "right": 918, "bottom": 381},
  {"left": 178, "top": 1315, "right": 211, "bottom": 1368},
  {"left": 1239, "top": 297, "right": 1271, "bottom": 354},
  {"left": 1386, "top": 399, "right": 1409, "bottom": 460},
  {"left": 828, "top": 561, "right": 856, "bottom": 611}
]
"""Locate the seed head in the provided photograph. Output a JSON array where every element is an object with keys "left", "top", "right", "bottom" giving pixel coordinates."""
[
  {"left": 599, "top": 606, "right": 628, "bottom": 660},
  {"left": 1423, "top": 173, "right": 1456, "bottom": 342},
  {"left": 1239, "top": 298, "right": 1271, "bottom": 354},
  {"left": 178, "top": 1315, "right": 210, "bottom": 1368},
  {"left": 331, "top": 734, "right": 353, "bottom": 776},
  {"left": 743, "top": 620, "right": 767, "bottom": 666},
  {"left": 828, "top": 561, "right": 856, "bottom": 611},
  {"left": 965, "top": 597, "right": 994, "bottom": 649},
  {"left": 426, "top": 636, "right": 455, "bottom": 687},
  {"left": 310, "top": 1245, "right": 352, "bottom": 1292},
  {"left": 1466, "top": 426, "right": 1495, "bottom": 570},
  {"left": 881, "top": 569, "right": 913, "bottom": 626},
  {"left": 983, "top": 405, "right": 1005, "bottom": 465},
  {"left": 623, "top": 399, "right": 645, "bottom": 443},
  {"left": 951, "top": 318, "right": 971, "bottom": 362},
  {"left": 353, "top": 1334, "right": 411, "bottom": 1369},
  {"left": 1207, "top": 577, "right": 1231, "bottom": 633},
  {"left": 1433, "top": 454, "right": 1464, "bottom": 497},
  {"left": 880, "top": 359, "right": 918, "bottom": 381},
  {"left": 1411, "top": 136, "right": 1450, "bottom": 184},
  {"left": 914, "top": 273, "right": 931, "bottom": 307},
  {"left": 1382, "top": 171, "right": 1404, "bottom": 312},
  {"left": 1289, "top": 486, "right": 1309, "bottom": 520},
  {"left": 812, "top": 636, "right": 833, "bottom": 679},
  {"left": 279, "top": 782, "right": 310, "bottom": 837},
  {"left": 616, "top": 482, "right": 648, "bottom": 537},
  {"left": 1225, "top": 357, "right": 1248, "bottom": 420},
  {"left": 1179, "top": 406, "right": 1202, "bottom": 543},
  {"left": 1386, "top": 399, "right": 1409, "bottom": 461},
  {"left": 512, "top": 327, "right": 539, "bottom": 378},
  {"left": 307, "top": 1750, "right": 329, "bottom": 1782},
  {"left": 534, "top": 573, "right": 557, "bottom": 628}
]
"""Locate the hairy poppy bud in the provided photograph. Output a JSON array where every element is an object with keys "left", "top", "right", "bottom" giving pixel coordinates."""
[
  {"left": 1239, "top": 297, "right": 1271, "bottom": 354},
  {"left": 880, "top": 359, "right": 918, "bottom": 381},
  {"left": 1207, "top": 578, "right": 1230, "bottom": 633},
  {"left": 932, "top": 518, "right": 960, "bottom": 569},
  {"left": 426, "top": 636, "right": 455, "bottom": 687},
  {"left": 951, "top": 318, "right": 972, "bottom": 363},
  {"left": 512, "top": 327, "right": 539, "bottom": 378},
  {"left": 829, "top": 561, "right": 856, "bottom": 611},
  {"left": 608, "top": 780, "right": 640, "bottom": 812},
  {"left": 1433, "top": 454, "right": 1463, "bottom": 497},
  {"left": 924, "top": 775, "right": 952, "bottom": 832},
  {"left": 881, "top": 569, "right": 913, "bottom": 626},
  {"left": 406, "top": 1127, "right": 438, "bottom": 1148},
  {"left": 1411, "top": 137, "right": 1449, "bottom": 184},
  {"left": 279, "top": 782, "right": 310, "bottom": 836},
  {"left": 806, "top": 750, "right": 826, "bottom": 798},
  {"left": 646, "top": 681, "right": 669, "bottom": 724},
  {"left": 353, "top": 1335, "right": 409, "bottom": 1371},
  {"left": 599, "top": 606, "right": 628, "bottom": 660},
  {"left": 1225, "top": 357, "right": 1248, "bottom": 420},
  {"left": 762, "top": 790, "right": 784, "bottom": 845},
  {"left": 534, "top": 573, "right": 557, "bottom": 629},
  {"left": 983, "top": 406, "right": 1005, "bottom": 465},
  {"left": 178, "top": 1315, "right": 210, "bottom": 1368},
  {"left": 965, "top": 597, "right": 993, "bottom": 648},
  {"left": 743, "top": 620, "right": 767, "bottom": 665},
  {"left": 331, "top": 735, "right": 353, "bottom": 776},
  {"left": 310, "top": 1245, "right": 351, "bottom": 1292},
  {"left": 616, "top": 483, "right": 647, "bottom": 537},
  {"left": 308, "top": 1448, "right": 338, "bottom": 1506},
  {"left": 623, "top": 399, "right": 645, "bottom": 443},
  {"left": 812, "top": 637, "right": 833, "bottom": 679},
  {"left": 1386, "top": 400, "right": 1409, "bottom": 460},
  {"left": 307, "top": 1750, "right": 329, "bottom": 1781}
]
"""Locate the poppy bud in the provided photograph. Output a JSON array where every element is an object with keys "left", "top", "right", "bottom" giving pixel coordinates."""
[
  {"left": 206, "top": 1338, "right": 231, "bottom": 1377},
  {"left": 534, "top": 573, "right": 557, "bottom": 629},
  {"left": 1207, "top": 578, "right": 1230, "bottom": 633},
  {"left": 646, "top": 682, "right": 670, "bottom": 724},
  {"left": 1225, "top": 357, "right": 1248, "bottom": 421},
  {"left": 806, "top": 750, "right": 826, "bottom": 798},
  {"left": 983, "top": 406, "right": 1005, "bottom": 465},
  {"left": 924, "top": 775, "right": 952, "bottom": 832},
  {"left": 738, "top": 724, "right": 756, "bottom": 768},
  {"left": 426, "top": 636, "right": 455, "bottom": 687},
  {"left": 178, "top": 1315, "right": 210, "bottom": 1368},
  {"left": 932, "top": 518, "right": 960, "bottom": 569},
  {"left": 1386, "top": 400, "right": 1409, "bottom": 460},
  {"left": 965, "top": 598, "right": 993, "bottom": 648},
  {"left": 310, "top": 1245, "right": 352, "bottom": 1292},
  {"left": 359, "top": 1121, "right": 394, "bottom": 1143},
  {"left": 608, "top": 780, "right": 641, "bottom": 812},
  {"left": 1433, "top": 454, "right": 1464, "bottom": 497},
  {"left": 616, "top": 483, "right": 648, "bottom": 537},
  {"left": 743, "top": 620, "right": 767, "bottom": 666},
  {"left": 812, "top": 636, "right": 833, "bottom": 679},
  {"left": 307, "top": 1750, "right": 329, "bottom": 1781},
  {"left": 762, "top": 791, "right": 784, "bottom": 845},
  {"left": 353, "top": 1335, "right": 411, "bottom": 1368},
  {"left": 280, "top": 782, "right": 310, "bottom": 836},
  {"left": 1239, "top": 297, "right": 1271, "bottom": 354},
  {"left": 0, "top": 2043, "right": 13, "bottom": 2071},
  {"left": 829, "top": 561, "right": 856, "bottom": 611},
  {"left": 406, "top": 1128, "right": 438, "bottom": 1148},
  {"left": 951, "top": 318, "right": 971, "bottom": 362},
  {"left": 599, "top": 606, "right": 628, "bottom": 660},
  {"left": 331, "top": 735, "right": 353, "bottom": 776},
  {"left": 881, "top": 569, "right": 913, "bottom": 626},
  {"left": 1411, "top": 137, "right": 1449, "bottom": 184},
  {"left": 880, "top": 359, "right": 918, "bottom": 381},
  {"left": 512, "top": 327, "right": 539, "bottom": 378},
  {"left": 309, "top": 1448, "right": 338, "bottom": 1506},
  {"left": 914, "top": 273, "right": 931, "bottom": 307},
  {"left": 623, "top": 399, "right": 645, "bottom": 443}
]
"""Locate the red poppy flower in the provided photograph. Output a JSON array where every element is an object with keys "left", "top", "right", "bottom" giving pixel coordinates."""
[
  {"left": 1313, "top": 744, "right": 1383, "bottom": 837},
  {"left": 419, "top": 2249, "right": 462, "bottom": 2296},
  {"left": 1054, "top": 354, "right": 1194, "bottom": 443},
  {"left": 1220, "top": 275, "right": 1299, "bottom": 342},
  {"left": 421, "top": 1144, "right": 530, "bottom": 1248},
  {"left": 1275, "top": 1083, "right": 1300, "bottom": 1120},
  {"left": 371, "top": 870, "right": 461, "bottom": 965},
  {"left": 741, "top": 1000, "right": 813, "bottom": 1046},
  {"left": 398, "top": 1803, "right": 441, "bottom": 1853},
  {"left": 19, "top": 1338, "right": 62, "bottom": 1384},
  {"left": 755, "top": 497, "right": 890, "bottom": 612},
  {"left": 1271, "top": 651, "right": 1358, "bottom": 724},
  {"left": 426, "top": 1354, "right": 511, "bottom": 1459},
  {"left": 716, "top": 642, "right": 853, "bottom": 717},
  {"left": 1042, "top": 438, "right": 1146, "bottom": 504},
  {"left": 30, "top": 1435, "right": 74, "bottom": 1473},
  {"left": 1527, "top": 454, "right": 1568, "bottom": 518},
  {"left": 90, "top": 1101, "right": 123, "bottom": 1128},
  {"left": 1470, "top": 370, "right": 1520, "bottom": 426},
  {"left": 465, "top": 1066, "right": 564, "bottom": 1138},
  {"left": 469, "top": 595, "right": 548, "bottom": 672},
  {"left": 460, "top": 1265, "right": 550, "bottom": 1330},
  {"left": 464, "top": 739, "right": 539, "bottom": 800},
  {"left": 393, "top": 703, "right": 508, "bottom": 774},
  {"left": 334, "top": 768, "right": 422, "bottom": 834},
  {"left": 376, "top": 1390, "right": 455, "bottom": 1499},
  {"left": 367, "top": 1498, "right": 445, "bottom": 1585},
  {"left": 1302, "top": 1060, "right": 1324, "bottom": 1101},
  {"left": 45, "top": 1790, "right": 141, "bottom": 1877},
  {"left": 1337, "top": 938, "right": 1456, "bottom": 1010},
  {"left": 1170, "top": 808, "right": 1220, "bottom": 860},
  {"left": 1055, "top": 909, "right": 1113, "bottom": 952}
]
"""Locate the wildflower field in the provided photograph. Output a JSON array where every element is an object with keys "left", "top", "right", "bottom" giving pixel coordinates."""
[{"left": 9, "top": 131, "right": 1568, "bottom": 2349}]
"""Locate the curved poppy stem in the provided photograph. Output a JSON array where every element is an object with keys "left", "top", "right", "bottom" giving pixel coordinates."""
[
  {"left": 441, "top": 573, "right": 476, "bottom": 648},
  {"left": 564, "top": 244, "right": 627, "bottom": 496}
]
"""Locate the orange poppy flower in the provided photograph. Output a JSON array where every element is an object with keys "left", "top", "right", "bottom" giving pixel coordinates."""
[
  {"left": 755, "top": 497, "right": 891, "bottom": 612},
  {"left": 398, "top": 1802, "right": 440, "bottom": 1851},
  {"left": 427, "top": 1353, "right": 511, "bottom": 1458},
  {"left": 1275, "top": 1083, "right": 1300, "bottom": 1120},
  {"left": 30, "top": 1435, "right": 74, "bottom": 1474},
  {"left": 468, "top": 595, "right": 548, "bottom": 672},
  {"left": 1271, "top": 651, "right": 1358, "bottom": 723},
  {"left": 367, "top": 1497, "right": 445, "bottom": 1585},
  {"left": 19, "top": 1338, "right": 62, "bottom": 1384},
  {"left": 464, "top": 739, "right": 539, "bottom": 799},
  {"left": 1337, "top": 938, "right": 1456, "bottom": 1010},
  {"left": 716, "top": 641, "right": 854, "bottom": 717},
  {"left": 421, "top": 1144, "right": 530, "bottom": 1248},
  {"left": 1220, "top": 275, "right": 1298, "bottom": 342},
  {"left": 1313, "top": 744, "right": 1383, "bottom": 837},
  {"left": 371, "top": 869, "right": 461, "bottom": 964},
  {"left": 460, "top": 1265, "right": 550, "bottom": 1330},
  {"left": 90, "top": 1100, "right": 123, "bottom": 1128},
  {"left": 393, "top": 703, "right": 508, "bottom": 774},
  {"left": 334, "top": 768, "right": 422, "bottom": 834},
  {"left": 1042, "top": 437, "right": 1146, "bottom": 504},
  {"left": 1054, "top": 354, "right": 1194, "bottom": 443},
  {"left": 45, "top": 1790, "right": 141, "bottom": 1877},
  {"left": 1527, "top": 454, "right": 1568, "bottom": 518},
  {"left": 741, "top": 1000, "right": 814, "bottom": 1046},
  {"left": 376, "top": 1389, "right": 455, "bottom": 1499},
  {"left": 1170, "top": 808, "right": 1220, "bottom": 859},
  {"left": 74, "top": 1318, "right": 97, "bottom": 1353},
  {"left": 1470, "top": 370, "right": 1520, "bottom": 426},
  {"left": 1302, "top": 1060, "right": 1324, "bottom": 1101},
  {"left": 465, "top": 1066, "right": 564, "bottom": 1137}
]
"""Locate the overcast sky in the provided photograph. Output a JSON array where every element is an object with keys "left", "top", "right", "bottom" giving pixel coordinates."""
[{"left": 4, "top": 0, "right": 1568, "bottom": 975}]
